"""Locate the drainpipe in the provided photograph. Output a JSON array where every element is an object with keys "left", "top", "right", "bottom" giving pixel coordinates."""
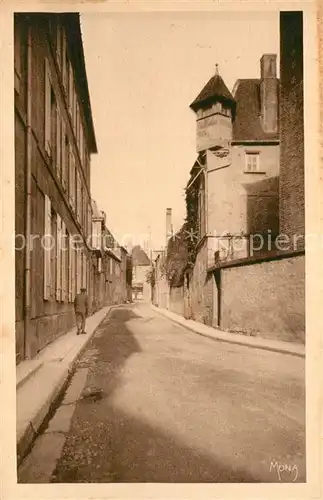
[{"left": 24, "top": 22, "right": 32, "bottom": 359}]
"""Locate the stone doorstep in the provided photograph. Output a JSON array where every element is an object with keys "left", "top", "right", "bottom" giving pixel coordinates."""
[
  {"left": 16, "top": 305, "right": 114, "bottom": 466},
  {"left": 152, "top": 306, "right": 305, "bottom": 358}
]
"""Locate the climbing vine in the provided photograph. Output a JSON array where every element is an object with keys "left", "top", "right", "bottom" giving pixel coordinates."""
[{"left": 185, "top": 176, "right": 200, "bottom": 268}]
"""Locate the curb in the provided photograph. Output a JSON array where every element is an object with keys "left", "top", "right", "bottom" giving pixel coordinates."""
[
  {"left": 17, "top": 305, "right": 117, "bottom": 467},
  {"left": 152, "top": 306, "right": 305, "bottom": 359}
]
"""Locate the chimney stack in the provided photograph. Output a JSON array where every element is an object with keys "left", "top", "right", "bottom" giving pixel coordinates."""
[
  {"left": 166, "top": 208, "right": 172, "bottom": 246},
  {"left": 260, "top": 54, "right": 278, "bottom": 134}
]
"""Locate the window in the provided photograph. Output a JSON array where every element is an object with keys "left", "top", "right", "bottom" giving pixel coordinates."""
[
  {"left": 62, "top": 28, "right": 70, "bottom": 96},
  {"left": 198, "top": 175, "right": 206, "bottom": 239},
  {"left": 44, "top": 195, "right": 52, "bottom": 300},
  {"left": 68, "top": 233, "right": 72, "bottom": 302},
  {"left": 50, "top": 207, "right": 57, "bottom": 299},
  {"left": 245, "top": 152, "right": 260, "bottom": 173},
  {"left": 76, "top": 250, "right": 82, "bottom": 294},
  {"left": 68, "top": 61, "right": 73, "bottom": 114},
  {"left": 61, "top": 221, "right": 68, "bottom": 302},
  {"left": 61, "top": 125, "right": 68, "bottom": 191},
  {"left": 69, "top": 146, "right": 76, "bottom": 210},
  {"left": 50, "top": 89, "right": 57, "bottom": 165},
  {"left": 221, "top": 104, "right": 230, "bottom": 116},
  {"left": 56, "top": 214, "right": 62, "bottom": 301},
  {"left": 44, "top": 59, "right": 52, "bottom": 155}
]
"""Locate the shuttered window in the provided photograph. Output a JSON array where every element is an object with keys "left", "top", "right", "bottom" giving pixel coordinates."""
[
  {"left": 82, "top": 253, "right": 87, "bottom": 288},
  {"left": 69, "top": 146, "right": 76, "bottom": 210},
  {"left": 44, "top": 195, "right": 52, "bottom": 300},
  {"left": 79, "top": 125, "right": 83, "bottom": 167},
  {"left": 61, "top": 221, "right": 66, "bottom": 302},
  {"left": 56, "top": 23, "right": 61, "bottom": 69},
  {"left": 44, "top": 58, "right": 51, "bottom": 155},
  {"left": 62, "top": 30, "right": 67, "bottom": 93},
  {"left": 61, "top": 121, "right": 66, "bottom": 190},
  {"left": 68, "top": 61, "right": 73, "bottom": 114},
  {"left": 76, "top": 250, "right": 81, "bottom": 294},
  {"left": 72, "top": 247, "right": 76, "bottom": 301},
  {"left": 68, "top": 233, "right": 72, "bottom": 302},
  {"left": 56, "top": 214, "right": 62, "bottom": 301},
  {"left": 76, "top": 170, "right": 81, "bottom": 223}
]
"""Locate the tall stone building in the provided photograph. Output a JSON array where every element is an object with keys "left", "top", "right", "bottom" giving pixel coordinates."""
[
  {"left": 182, "top": 55, "right": 280, "bottom": 325},
  {"left": 15, "top": 14, "right": 97, "bottom": 363},
  {"left": 188, "top": 56, "right": 280, "bottom": 268}
]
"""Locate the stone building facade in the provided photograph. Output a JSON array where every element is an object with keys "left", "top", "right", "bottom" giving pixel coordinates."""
[
  {"left": 131, "top": 245, "right": 151, "bottom": 300},
  {"left": 155, "top": 12, "right": 305, "bottom": 342},
  {"left": 189, "top": 55, "right": 280, "bottom": 269},
  {"left": 15, "top": 13, "right": 97, "bottom": 363},
  {"left": 90, "top": 199, "right": 129, "bottom": 312}
]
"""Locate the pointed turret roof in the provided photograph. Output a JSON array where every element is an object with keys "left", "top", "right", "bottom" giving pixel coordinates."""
[
  {"left": 190, "top": 65, "right": 235, "bottom": 112},
  {"left": 131, "top": 245, "right": 151, "bottom": 266}
]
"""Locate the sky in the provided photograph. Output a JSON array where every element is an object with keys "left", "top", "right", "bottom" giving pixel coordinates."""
[{"left": 80, "top": 11, "right": 279, "bottom": 253}]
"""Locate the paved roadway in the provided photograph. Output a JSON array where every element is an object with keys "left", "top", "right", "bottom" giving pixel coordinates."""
[{"left": 19, "top": 303, "right": 306, "bottom": 483}]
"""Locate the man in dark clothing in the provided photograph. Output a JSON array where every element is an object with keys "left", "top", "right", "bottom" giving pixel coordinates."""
[{"left": 74, "top": 287, "right": 89, "bottom": 335}]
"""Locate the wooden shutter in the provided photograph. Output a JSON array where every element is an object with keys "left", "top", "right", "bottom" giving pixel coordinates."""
[
  {"left": 61, "top": 120, "right": 66, "bottom": 189},
  {"left": 76, "top": 250, "right": 81, "bottom": 293},
  {"left": 80, "top": 125, "right": 83, "bottom": 167},
  {"left": 61, "top": 221, "right": 66, "bottom": 301},
  {"left": 56, "top": 24, "right": 61, "bottom": 69},
  {"left": 68, "top": 233, "right": 72, "bottom": 302},
  {"left": 44, "top": 59, "right": 51, "bottom": 155},
  {"left": 56, "top": 107, "right": 61, "bottom": 178},
  {"left": 71, "top": 247, "right": 76, "bottom": 300},
  {"left": 82, "top": 253, "right": 87, "bottom": 288},
  {"left": 77, "top": 171, "right": 81, "bottom": 222},
  {"left": 68, "top": 61, "right": 73, "bottom": 114},
  {"left": 56, "top": 214, "right": 62, "bottom": 301},
  {"left": 69, "top": 147, "right": 75, "bottom": 210},
  {"left": 68, "top": 143, "right": 72, "bottom": 205},
  {"left": 44, "top": 195, "right": 51, "bottom": 300}
]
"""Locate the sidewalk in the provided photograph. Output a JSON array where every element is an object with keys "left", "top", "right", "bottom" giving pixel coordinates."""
[
  {"left": 16, "top": 305, "right": 115, "bottom": 466},
  {"left": 151, "top": 305, "right": 305, "bottom": 358}
]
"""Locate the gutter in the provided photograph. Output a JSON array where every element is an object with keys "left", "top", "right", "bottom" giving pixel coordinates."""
[{"left": 24, "top": 23, "right": 32, "bottom": 359}]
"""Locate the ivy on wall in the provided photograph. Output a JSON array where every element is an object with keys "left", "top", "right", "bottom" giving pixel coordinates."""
[{"left": 163, "top": 170, "right": 201, "bottom": 288}]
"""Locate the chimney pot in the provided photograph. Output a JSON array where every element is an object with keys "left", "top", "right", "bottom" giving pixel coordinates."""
[{"left": 166, "top": 208, "right": 172, "bottom": 245}]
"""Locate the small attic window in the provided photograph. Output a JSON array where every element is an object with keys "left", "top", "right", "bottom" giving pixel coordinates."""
[{"left": 221, "top": 103, "right": 230, "bottom": 116}]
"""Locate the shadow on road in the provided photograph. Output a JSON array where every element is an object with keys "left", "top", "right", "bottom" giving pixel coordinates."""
[{"left": 51, "top": 307, "right": 294, "bottom": 483}]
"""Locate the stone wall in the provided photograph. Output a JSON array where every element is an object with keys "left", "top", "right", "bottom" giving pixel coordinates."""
[
  {"left": 220, "top": 253, "right": 305, "bottom": 343},
  {"left": 169, "top": 287, "right": 185, "bottom": 316}
]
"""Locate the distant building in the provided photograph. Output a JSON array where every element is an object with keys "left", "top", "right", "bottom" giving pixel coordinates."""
[
  {"left": 91, "top": 199, "right": 129, "bottom": 311},
  {"left": 131, "top": 245, "right": 151, "bottom": 300},
  {"left": 15, "top": 13, "right": 97, "bottom": 362}
]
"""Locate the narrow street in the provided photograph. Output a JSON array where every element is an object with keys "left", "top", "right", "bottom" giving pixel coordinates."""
[{"left": 19, "top": 304, "right": 305, "bottom": 483}]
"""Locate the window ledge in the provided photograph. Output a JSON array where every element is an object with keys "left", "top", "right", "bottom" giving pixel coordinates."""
[{"left": 243, "top": 171, "right": 266, "bottom": 175}]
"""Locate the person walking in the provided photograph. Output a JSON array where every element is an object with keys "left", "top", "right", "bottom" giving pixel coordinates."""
[{"left": 74, "top": 287, "right": 89, "bottom": 335}]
